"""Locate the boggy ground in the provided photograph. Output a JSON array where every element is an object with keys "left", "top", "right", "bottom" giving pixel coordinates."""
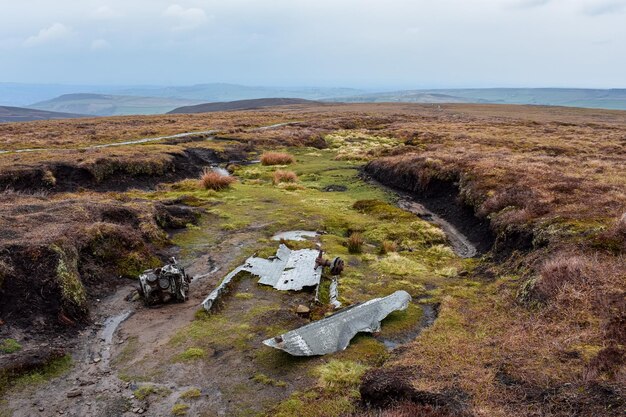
[
  {"left": 0, "top": 103, "right": 625, "bottom": 417},
  {"left": 0, "top": 144, "right": 465, "bottom": 416}
]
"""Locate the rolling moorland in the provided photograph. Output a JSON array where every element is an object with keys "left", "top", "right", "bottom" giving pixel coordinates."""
[
  {"left": 3, "top": 83, "right": 626, "bottom": 117},
  {"left": 0, "top": 103, "right": 624, "bottom": 417},
  {"left": 28, "top": 94, "right": 205, "bottom": 117}
]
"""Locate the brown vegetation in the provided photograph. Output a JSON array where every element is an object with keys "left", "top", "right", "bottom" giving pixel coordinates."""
[
  {"left": 199, "top": 169, "right": 236, "bottom": 191},
  {"left": 347, "top": 233, "right": 365, "bottom": 254},
  {"left": 260, "top": 152, "right": 295, "bottom": 165},
  {"left": 1, "top": 103, "right": 626, "bottom": 416},
  {"left": 272, "top": 170, "right": 298, "bottom": 184}
]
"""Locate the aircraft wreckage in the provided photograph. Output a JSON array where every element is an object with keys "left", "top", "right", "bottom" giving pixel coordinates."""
[
  {"left": 201, "top": 244, "right": 343, "bottom": 311},
  {"left": 263, "top": 290, "right": 411, "bottom": 356},
  {"left": 199, "top": 236, "right": 410, "bottom": 355}
]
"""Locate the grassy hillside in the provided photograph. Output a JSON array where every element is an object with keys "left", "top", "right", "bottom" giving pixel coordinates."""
[
  {"left": 0, "top": 105, "right": 86, "bottom": 123},
  {"left": 327, "top": 88, "right": 626, "bottom": 110},
  {"left": 168, "top": 98, "right": 321, "bottom": 114},
  {"left": 28, "top": 93, "right": 203, "bottom": 116}
]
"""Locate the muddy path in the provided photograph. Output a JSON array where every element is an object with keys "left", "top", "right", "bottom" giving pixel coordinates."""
[
  {"left": 0, "top": 121, "right": 300, "bottom": 155},
  {"left": 4, "top": 224, "right": 267, "bottom": 416}
]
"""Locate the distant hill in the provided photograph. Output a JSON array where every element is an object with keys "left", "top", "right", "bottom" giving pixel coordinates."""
[
  {"left": 327, "top": 92, "right": 481, "bottom": 104},
  {"left": 325, "top": 88, "right": 626, "bottom": 110},
  {"left": 0, "top": 105, "right": 86, "bottom": 123},
  {"left": 168, "top": 98, "right": 321, "bottom": 114},
  {"left": 118, "top": 83, "right": 365, "bottom": 102},
  {"left": 28, "top": 93, "right": 204, "bottom": 116}
]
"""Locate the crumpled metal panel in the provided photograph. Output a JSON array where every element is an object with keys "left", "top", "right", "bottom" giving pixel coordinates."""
[
  {"left": 201, "top": 265, "right": 245, "bottom": 312},
  {"left": 329, "top": 277, "right": 341, "bottom": 309},
  {"left": 263, "top": 290, "right": 412, "bottom": 356},
  {"left": 201, "top": 244, "right": 322, "bottom": 312}
]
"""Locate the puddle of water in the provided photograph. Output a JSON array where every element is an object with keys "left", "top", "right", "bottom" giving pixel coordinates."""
[
  {"left": 101, "top": 311, "right": 132, "bottom": 345},
  {"left": 271, "top": 230, "right": 319, "bottom": 241},
  {"left": 212, "top": 166, "right": 230, "bottom": 177}
]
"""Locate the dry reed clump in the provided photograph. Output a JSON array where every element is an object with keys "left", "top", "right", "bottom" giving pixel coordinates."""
[
  {"left": 379, "top": 240, "right": 398, "bottom": 255},
  {"left": 347, "top": 233, "right": 365, "bottom": 254},
  {"left": 260, "top": 152, "right": 294, "bottom": 165},
  {"left": 272, "top": 170, "right": 298, "bottom": 185},
  {"left": 199, "top": 169, "right": 236, "bottom": 191}
]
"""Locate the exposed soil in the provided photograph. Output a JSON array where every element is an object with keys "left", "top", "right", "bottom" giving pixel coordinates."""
[
  {"left": 3, "top": 224, "right": 327, "bottom": 416},
  {"left": 363, "top": 173, "right": 494, "bottom": 258}
]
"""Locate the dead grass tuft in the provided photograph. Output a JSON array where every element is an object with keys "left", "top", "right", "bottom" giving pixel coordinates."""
[
  {"left": 199, "top": 169, "right": 236, "bottom": 191},
  {"left": 347, "top": 233, "right": 365, "bottom": 254},
  {"left": 272, "top": 170, "right": 298, "bottom": 185},
  {"left": 534, "top": 254, "right": 591, "bottom": 301},
  {"left": 379, "top": 240, "right": 398, "bottom": 255},
  {"left": 260, "top": 152, "right": 295, "bottom": 165}
]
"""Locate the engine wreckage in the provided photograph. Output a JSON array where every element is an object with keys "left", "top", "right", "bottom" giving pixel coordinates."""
[{"left": 138, "top": 257, "right": 192, "bottom": 306}]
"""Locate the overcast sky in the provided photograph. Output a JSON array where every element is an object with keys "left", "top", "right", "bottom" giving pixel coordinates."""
[{"left": 0, "top": 0, "right": 625, "bottom": 89}]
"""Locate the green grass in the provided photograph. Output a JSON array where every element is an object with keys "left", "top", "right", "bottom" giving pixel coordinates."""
[
  {"left": 0, "top": 354, "right": 73, "bottom": 396},
  {"left": 179, "top": 388, "right": 202, "bottom": 399},
  {"left": 171, "top": 403, "right": 190, "bottom": 416},
  {"left": 176, "top": 347, "right": 206, "bottom": 361},
  {"left": 133, "top": 384, "right": 170, "bottom": 400},
  {"left": 0, "top": 339, "right": 21, "bottom": 354}
]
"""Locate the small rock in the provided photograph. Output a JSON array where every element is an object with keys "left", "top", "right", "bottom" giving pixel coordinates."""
[
  {"left": 138, "top": 409, "right": 145, "bottom": 414},
  {"left": 93, "top": 357, "right": 101, "bottom": 363},
  {"left": 79, "top": 379, "right": 95, "bottom": 386},
  {"left": 38, "top": 407, "right": 44, "bottom": 412},
  {"left": 67, "top": 389, "right": 82, "bottom": 398},
  {"left": 296, "top": 304, "right": 310, "bottom": 316}
]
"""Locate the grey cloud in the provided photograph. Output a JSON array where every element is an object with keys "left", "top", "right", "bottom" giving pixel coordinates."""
[{"left": 583, "top": 0, "right": 626, "bottom": 15}]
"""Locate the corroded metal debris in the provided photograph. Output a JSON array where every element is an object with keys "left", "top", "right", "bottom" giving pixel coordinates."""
[
  {"left": 263, "top": 290, "right": 412, "bottom": 356},
  {"left": 201, "top": 244, "right": 322, "bottom": 311},
  {"left": 138, "top": 257, "right": 191, "bottom": 306}
]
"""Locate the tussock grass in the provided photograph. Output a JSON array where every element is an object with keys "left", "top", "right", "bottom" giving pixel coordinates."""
[
  {"left": 347, "top": 232, "right": 364, "bottom": 254},
  {"left": 176, "top": 347, "right": 206, "bottom": 361},
  {"left": 171, "top": 403, "right": 190, "bottom": 416},
  {"left": 272, "top": 170, "right": 298, "bottom": 184},
  {"left": 179, "top": 388, "right": 201, "bottom": 399},
  {"left": 315, "top": 360, "right": 369, "bottom": 393},
  {"left": 260, "top": 152, "right": 294, "bottom": 165},
  {"left": 199, "top": 169, "right": 236, "bottom": 191}
]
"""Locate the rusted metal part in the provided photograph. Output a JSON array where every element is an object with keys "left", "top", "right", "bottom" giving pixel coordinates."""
[
  {"left": 263, "top": 290, "right": 412, "bottom": 356},
  {"left": 315, "top": 250, "right": 344, "bottom": 276},
  {"left": 138, "top": 257, "right": 191, "bottom": 306},
  {"left": 201, "top": 244, "right": 322, "bottom": 312}
]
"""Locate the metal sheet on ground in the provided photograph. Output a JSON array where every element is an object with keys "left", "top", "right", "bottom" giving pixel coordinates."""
[
  {"left": 263, "top": 290, "right": 412, "bottom": 356},
  {"left": 201, "top": 244, "right": 322, "bottom": 311}
]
